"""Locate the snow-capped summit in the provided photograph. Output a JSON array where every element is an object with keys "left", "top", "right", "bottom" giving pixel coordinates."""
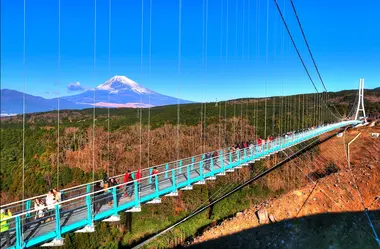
[{"left": 96, "top": 76, "right": 155, "bottom": 94}]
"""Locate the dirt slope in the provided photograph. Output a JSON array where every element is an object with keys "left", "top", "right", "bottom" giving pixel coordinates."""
[{"left": 188, "top": 124, "right": 380, "bottom": 249}]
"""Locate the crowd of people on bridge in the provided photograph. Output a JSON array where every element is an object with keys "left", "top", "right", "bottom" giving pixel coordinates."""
[
  {"left": 28, "top": 188, "right": 62, "bottom": 223},
  {"left": 0, "top": 188, "right": 62, "bottom": 246},
  {"left": 93, "top": 168, "right": 146, "bottom": 214}
]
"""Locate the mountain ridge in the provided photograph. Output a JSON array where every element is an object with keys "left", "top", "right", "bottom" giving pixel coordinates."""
[{"left": 1, "top": 76, "right": 193, "bottom": 116}]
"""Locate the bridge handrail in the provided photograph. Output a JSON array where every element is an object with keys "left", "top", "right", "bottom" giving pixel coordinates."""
[
  {"left": 0, "top": 156, "right": 206, "bottom": 210},
  {"left": 0, "top": 142, "right": 232, "bottom": 209},
  {"left": 0, "top": 145, "right": 250, "bottom": 222}
]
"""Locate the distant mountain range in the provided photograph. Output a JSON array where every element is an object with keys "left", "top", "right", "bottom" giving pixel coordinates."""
[{"left": 1, "top": 76, "right": 193, "bottom": 116}]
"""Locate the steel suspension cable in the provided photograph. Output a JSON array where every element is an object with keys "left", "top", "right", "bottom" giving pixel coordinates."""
[
  {"left": 272, "top": 5, "right": 278, "bottom": 136},
  {"left": 254, "top": 0, "right": 260, "bottom": 139},
  {"left": 139, "top": 0, "right": 144, "bottom": 169},
  {"left": 246, "top": 101, "right": 248, "bottom": 140},
  {"left": 203, "top": 0, "right": 208, "bottom": 152},
  {"left": 224, "top": 101, "right": 227, "bottom": 146},
  {"left": 232, "top": 0, "right": 238, "bottom": 144},
  {"left": 273, "top": 0, "right": 318, "bottom": 93},
  {"left": 233, "top": 102, "right": 236, "bottom": 143},
  {"left": 264, "top": 0, "right": 269, "bottom": 139},
  {"left": 22, "top": 0, "right": 26, "bottom": 233},
  {"left": 204, "top": 98, "right": 207, "bottom": 151},
  {"left": 177, "top": 0, "right": 182, "bottom": 160},
  {"left": 107, "top": 0, "right": 111, "bottom": 177},
  {"left": 201, "top": 0, "right": 205, "bottom": 153},
  {"left": 240, "top": 102, "right": 243, "bottom": 141},
  {"left": 148, "top": 0, "right": 152, "bottom": 168},
  {"left": 241, "top": 0, "right": 245, "bottom": 141},
  {"left": 276, "top": 0, "right": 342, "bottom": 121},
  {"left": 219, "top": 0, "right": 223, "bottom": 149},
  {"left": 279, "top": 17, "right": 284, "bottom": 136},
  {"left": 288, "top": 0, "right": 325, "bottom": 90},
  {"left": 247, "top": 0, "right": 251, "bottom": 139},
  {"left": 57, "top": 0, "right": 61, "bottom": 189},
  {"left": 92, "top": 0, "right": 97, "bottom": 223},
  {"left": 298, "top": 94, "right": 300, "bottom": 131},
  {"left": 302, "top": 94, "right": 305, "bottom": 129},
  {"left": 219, "top": 100, "right": 221, "bottom": 149}
]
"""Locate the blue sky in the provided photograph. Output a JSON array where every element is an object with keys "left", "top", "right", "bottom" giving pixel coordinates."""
[{"left": 1, "top": 0, "right": 379, "bottom": 102}]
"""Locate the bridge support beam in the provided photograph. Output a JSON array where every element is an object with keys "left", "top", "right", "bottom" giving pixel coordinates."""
[
  {"left": 165, "top": 191, "right": 179, "bottom": 197},
  {"left": 75, "top": 225, "right": 95, "bottom": 233},
  {"left": 103, "top": 215, "right": 121, "bottom": 222},
  {"left": 126, "top": 205, "right": 141, "bottom": 212},
  {"left": 124, "top": 212, "right": 133, "bottom": 233},
  {"left": 180, "top": 185, "right": 193, "bottom": 190},
  {"left": 194, "top": 180, "right": 205, "bottom": 185},
  {"left": 41, "top": 238, "right": 64, "bottom": 247},
  {"left": 147, "top": 198, "right": 162, "bottom": 204}
]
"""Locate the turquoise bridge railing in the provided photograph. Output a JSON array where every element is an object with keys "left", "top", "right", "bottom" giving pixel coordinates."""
[{"left": 0, "top": 120, "right": 360, "bottom": 249}]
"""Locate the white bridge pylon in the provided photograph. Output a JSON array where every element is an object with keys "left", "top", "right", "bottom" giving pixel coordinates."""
[{"left": 354, "top": 78, "right": 367, "bottom": 121}]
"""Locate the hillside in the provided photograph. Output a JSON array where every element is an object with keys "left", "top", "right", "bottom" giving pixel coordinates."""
[
  {"left": 188, "top": 124, "right": 380, "bottom": 249},
  {"left": 2, "top": 88, "right": 380, "bottom": 127},
  {"left": 1, "top": 89, "right": 379, "bottom": 202}
]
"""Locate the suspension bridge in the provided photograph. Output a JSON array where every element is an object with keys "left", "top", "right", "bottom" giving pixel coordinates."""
[
  {"left": 0, "top": 119, "right": 365, "bottom": 249},
  {"left": 1, "top": 0, "right": 377, "bottom": 248}
]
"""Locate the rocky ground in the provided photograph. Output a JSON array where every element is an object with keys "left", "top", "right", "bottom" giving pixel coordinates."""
[{"left": 187, "top": 123, "right": 380, "bottom": 249}]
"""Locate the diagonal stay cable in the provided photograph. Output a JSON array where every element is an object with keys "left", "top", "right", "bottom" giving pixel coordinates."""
[
  {"left": 273, "top": 0, "right": 318, "bottom": 93},
  {"left": 289, "top": 0, "right": 343, "bottom": 119},
  {"left": 273, "top": 0, "right": 342, "bottom": 121},
  {"left": 288, "top": 0, "right": 325, "bottom": 92}
]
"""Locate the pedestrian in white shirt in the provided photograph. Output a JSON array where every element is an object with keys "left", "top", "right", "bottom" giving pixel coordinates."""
[{"left": 45, "top": 190, "right": 56, "bottom": 221}]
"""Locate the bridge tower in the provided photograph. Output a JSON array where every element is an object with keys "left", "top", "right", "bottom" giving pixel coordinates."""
[{"left": 354, "top": 78, "right": 366, "bottom": 121}]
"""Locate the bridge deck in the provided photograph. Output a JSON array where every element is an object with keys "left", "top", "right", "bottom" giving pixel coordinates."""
[{"left": 0, "top": 121, "right": 360, "bottom": 249}]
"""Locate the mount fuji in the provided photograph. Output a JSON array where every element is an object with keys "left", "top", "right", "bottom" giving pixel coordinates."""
[
  {"left": 1, "top": 76, "right": 193, "bottom": 116},
  {"left": 62, "top": 76, "right": 192, "bottom": 108}
]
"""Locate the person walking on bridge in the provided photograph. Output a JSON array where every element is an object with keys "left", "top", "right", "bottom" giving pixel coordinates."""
[
  {"left": 151, "top": 167, "right": 159, "bottom": 190},
  {"left": 136, "top": 168, "right": 142, "bottom": 193},
  {"left": 124, "top": 170, "right": 134, "bottom": 198},
  {"left": 257, "top": 137, "right": 262, "bottom": 152},
  {"left": 0, "top": 208, "right": 12, "bottom": 247},
  {"left": 93, "top": 182, "right": 103, "bottom": 214},
  {"left": 34, "top": 198, "right": 46, "bottom": 220},
  {"left": 46, "top": 190, "right": 57, "bottom": 221},
  {"left": 109, "top": 178, "right": 120, "bottom": 204},
  {"left": 136, "top": 169, "right": 141, "bottom": 183},
  {"left": 53, "top": 188, "right": 62, "bottom": 202},
  {"left": 267, "top": 136, "right": 274, "bottom": 149}
]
